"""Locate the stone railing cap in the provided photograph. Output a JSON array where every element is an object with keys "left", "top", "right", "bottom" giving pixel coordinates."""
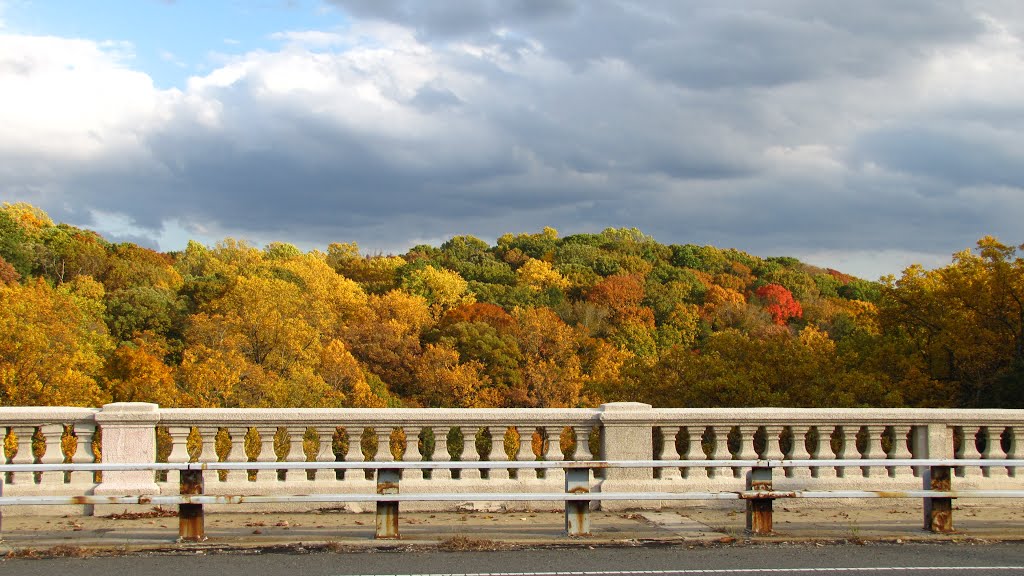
[
  {"left": 96, "top": 402, "right": 161, "bottom": 423},
  {"left": 599, "top": 402, "right": 653, "bottom": 411},
  {"left": 101, "top": 402, "right": 159, "bottom": 412}
]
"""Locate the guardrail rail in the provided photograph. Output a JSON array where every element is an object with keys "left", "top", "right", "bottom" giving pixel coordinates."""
[{"left": 1, "top": 458, "right": 1021, "bottom": 541}]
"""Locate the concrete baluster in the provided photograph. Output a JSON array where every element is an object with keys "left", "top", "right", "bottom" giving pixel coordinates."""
[
  {"left": 487, "top": 426, "right": 509, "bottom": 480},
  {"left": 543, "top": 427, "right": 565, "bottom": 485},
  {"left": 573, "top": 425, "right": 594, "bottom": 461},
  {"left": 431, "top": 426, "right": 452, "bottom": 481},
  {"left": 226, "top": 426, "right": 249, "bottom": 483},
  {"left": 39, "top": 424, "right": 65, "bottom": 486},
  {"left": 834, "top": 425, "right": 859, "bottom": 478},
  {"left": 166, "top": 425, "right": 192, "bottom": 486},
  {"left": 313, "top": 426, "right": 336, "bottom": 482},
  {"left": 957, "top": 426, "right": 983, "bottom": 478},
  {"left": 979, "top": 426, "right": 1006, "bottom": 478},
  {"left": 255, "top": 426, "right": 278, "bottom": 483},
  {"left": 784, "top": 425, "right": 812, "bottom": 479},
  {"left": 761, "top": 425, "right": 786, "bottom": 462},
  {"left": 284, "top": 426, "right": 307, "bottom": 483},
  {"left": 198, "top": 427, "right": 219, "bottom": 464},
  {"left": 888, "top": 425, "right": 914, "bottom": 478},
  {"left": 368, "top": 427, "right": 394, "bottom": 483},
  {"left": 515, "top": 425, "right": 537, "bottom": 479},
  {"left": 861, "top": 425, "right": 886, "bottom": 477},
  {"left": 657, "top": 425, "right": 683, "bottom": 481},
  {"left": 459, "top": 426, "right": 481, "bottom": 481},
  {"left": 734, "top": 425, "right": 759, "bottom": 479},
  {"left": 374, "top": 427, "right": 396, "bottom": 463},
  {"left": 705, "top": 425, "right": 730, "bottom": 479},
  {"left": 808, "top": 425, "right": 830, "bottom": 479},
  {"left": 402, "top": 427, "right": 422, "bottom": 463},
  {"left": 10, "top": 426, "right": 36, "bottom": 485},
  {"left": 70, "top": 423, "right": 97, "bottom": 487},
  {"left": 677, "top": 427, "right": 693, "bottom": 479},
  {"left": 400, "top": 426, "right": 422, "bottom": 481},
  {"left": 1006, "top": 426, "right": 1022, "bottom": 478}
]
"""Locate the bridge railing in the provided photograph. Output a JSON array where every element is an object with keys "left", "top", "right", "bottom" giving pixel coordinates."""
[
  {"left": 644, "top": 407, "right": 1023, "bottom": 482},
  {"left": 1, "top": 402, "right": 1021, "bottom": 514}
]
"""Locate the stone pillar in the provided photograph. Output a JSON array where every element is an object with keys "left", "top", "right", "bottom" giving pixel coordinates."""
[
  {"left": 93, "top": 403, "right": 160, "bottom": 511},
  {"left": 597, "top": 402, "right": 653, "bottom": 509}
]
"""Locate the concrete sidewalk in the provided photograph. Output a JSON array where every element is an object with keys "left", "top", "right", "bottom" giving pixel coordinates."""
[{"left": 0, "top": 501, "right": 1021, "bottom": 554}]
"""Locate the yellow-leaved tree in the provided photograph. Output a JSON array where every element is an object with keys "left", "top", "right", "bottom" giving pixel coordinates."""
[
  {"left": 0, "top": 278, "right": 112, "bottom": 406},
  {"left": 401, "top": 265, "right": 475, "bottom": 316},
  {"left": 409, "top": 343, "right": 496, "bottom": 407},
  {"left": 516, "top": 258, "right": 570, "bottom": 292},
  {"left": 511, "top": 307, "right": 585, "bottom": 407}
]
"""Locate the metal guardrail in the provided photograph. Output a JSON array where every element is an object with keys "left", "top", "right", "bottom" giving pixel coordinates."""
[{"left": 1, "top": 459, "right": 1021, "bottom": 540}]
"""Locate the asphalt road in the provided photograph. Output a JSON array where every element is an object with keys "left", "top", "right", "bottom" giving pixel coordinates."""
[{"left": 2, "top": 542, "right": 1023, "bottom": 576}]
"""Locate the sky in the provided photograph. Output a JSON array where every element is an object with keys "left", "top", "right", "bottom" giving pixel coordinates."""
[{"left": 1, "top": 1, "right": 1023, "bottom": 280}]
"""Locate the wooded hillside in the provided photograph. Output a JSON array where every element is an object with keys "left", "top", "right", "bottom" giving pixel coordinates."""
[{"left": 1, "top": 202, "right": 1021, "bottom": 409}]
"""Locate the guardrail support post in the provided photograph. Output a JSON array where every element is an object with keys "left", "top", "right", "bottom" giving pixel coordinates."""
[
  {"left": 375, "top": 468, "right": 400, "bottom": 539},
  {"left": 745, "top": 466, "right": 773, "bottom": 535},
  {"left": 925, "top": 465, "right": 953, "bottom": 533},
  {"left": 179, "top": 468, "right": 205, "bottom": 542},
  {"left": 565, "top": 466, "right": 591, "bottom": 536}
]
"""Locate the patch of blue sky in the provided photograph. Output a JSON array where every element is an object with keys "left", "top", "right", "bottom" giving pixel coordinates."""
[{"left": 2, "top": 0, "right": 350, "bottom": 89}]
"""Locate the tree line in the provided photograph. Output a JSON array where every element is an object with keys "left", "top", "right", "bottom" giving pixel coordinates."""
[{"left": 0, "top": 202, "right": 1020, "bottom": 409}]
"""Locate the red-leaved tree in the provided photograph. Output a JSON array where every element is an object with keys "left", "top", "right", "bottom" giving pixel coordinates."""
[{"left": 755, "top": 283, "right": 803, "bottom": 325}]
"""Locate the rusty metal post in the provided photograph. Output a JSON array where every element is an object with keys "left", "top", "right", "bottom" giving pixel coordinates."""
[
  {"left": 745, "top": 466, "right": 773, "bottom": 535},
  {"left": 925, "top": 465, "right": 953, "bottom": 533},
  {"left": 179, "top": 468, "right": 205, "bottom": 541},
  {"left": 375, "top": 468, "right": 400, "bottom": 539},
  {"left": 564, "top": 466, "right": 591, "bottom": 536}
]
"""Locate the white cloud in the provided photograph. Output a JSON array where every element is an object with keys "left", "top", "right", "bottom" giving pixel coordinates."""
[{"left": 0, "top": 35, "right": 172, "bottom": 162}]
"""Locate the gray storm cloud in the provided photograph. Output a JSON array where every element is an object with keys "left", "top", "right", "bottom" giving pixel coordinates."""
[{"left": 1, "top": 1, "right": 1022, "bottom": 278}]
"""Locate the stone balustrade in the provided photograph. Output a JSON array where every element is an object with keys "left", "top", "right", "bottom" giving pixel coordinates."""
[{"left": 1, "top": 402, "right": 1021, "bottom": 514}]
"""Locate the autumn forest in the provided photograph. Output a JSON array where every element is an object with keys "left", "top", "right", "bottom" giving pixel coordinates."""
[{"left": 0, "top": 202, "right": 1021, "bottom": 410}]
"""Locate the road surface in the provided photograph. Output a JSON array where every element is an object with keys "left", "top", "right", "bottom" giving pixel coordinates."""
[{"left": 1, "top": 542, "right": 1023, "bottom": 576}]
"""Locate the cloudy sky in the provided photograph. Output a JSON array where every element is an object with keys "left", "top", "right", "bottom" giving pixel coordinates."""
[{"left": 2, "top": 0, "right": 1022, "bottom": 279}]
